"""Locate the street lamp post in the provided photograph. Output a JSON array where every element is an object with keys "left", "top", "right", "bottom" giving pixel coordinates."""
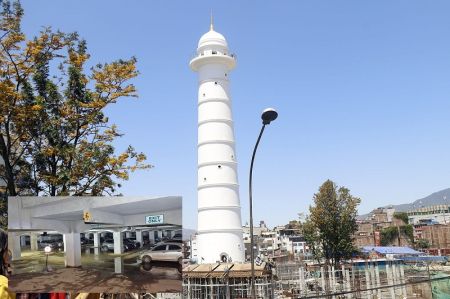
[
  {"left": 43, "top": 245, "right": 52, "bottom": 272},
  {"left": 249, "top": 108, "right": 278, "bottom": 299}
]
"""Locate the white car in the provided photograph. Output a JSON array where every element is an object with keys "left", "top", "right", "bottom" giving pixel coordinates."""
[{"left": 139, "top": 242, "right": 183, "bottom": 264}]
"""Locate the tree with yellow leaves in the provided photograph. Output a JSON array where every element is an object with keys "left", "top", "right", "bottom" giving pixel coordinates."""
[{"left": 0, "top": 0, "right": 150, "bottom": 203}]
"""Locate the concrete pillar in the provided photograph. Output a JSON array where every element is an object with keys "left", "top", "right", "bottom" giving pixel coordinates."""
[
  {"left": 351, "top": 264, "right": 355, "bottom": 289},
  {"left": 64, "top": 232, "right": 81, "bottom": 267},
  {"left": 392, "top": 263, "right": 398, "bottom": 295},
  {"left": 113, "top": 231, "right": 123, "bottom": 254},
  {"left": 157, "top": 230, "right": 163, "bottom": 240},
  {"left": 136, "top": 230, "right": 143, "bottom": 248},
  {"left": 331, "top": 265, "right": 336, "bottom": 294},
  {"left": 8, "top": 232, "right": 21, "bottom": 261},
  {"left": 370, "top": 264, "right": 376, "bottom": 296},
  {"left": 114, "top": 257, "right": 123, "bottom": 274},
  {"left": 345, "top": 269, "right": 351, "bottom": 298},
  {"left": 375, "top": 264, "right": 381, "bottom": 298},
  {"left": 386, "top": 263, "right": 395, "bottom": 299},
  {"left": 63, "top": 234, "right": 67, "bottom": 253},
  {"left": 299, "top": 267, "right": 304, "bottom": 294},
  {"left": 320, "top": 266, "right": 326, "bottom": 294},
  {"left": 148, "top": 231, "right": 155, "bottom": 244},
  {"left": 30, "top": 233, "right": 39, "bottom": 251},
  {"left": 400, "top": 264, "right": 407, "bottom": 296},
  {"left": 364, "top": 266, "right": 371, "bottom": 298},
  {"left": 125, "top": 231, "right": 131, "bottom": 238},
  {"left": 93, "top": 232, "right": 100, "bottom": 251},
  {"left": 20, "top": 235, "right": 26, "bottom": 247}
]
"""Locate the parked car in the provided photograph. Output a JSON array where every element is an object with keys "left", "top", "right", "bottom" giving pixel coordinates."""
[
  {"left": 167, "top": 233, "right": 183, "bottom": 243},
  {"left": 80, "top": 236, "right": 94, "bottom": 246},
  {"left": 123, "top": 239, "right": 136, "bottom": 251},
  {"left": 101, "top": 239, "right": 114, "bottom": 252},
  {"left": 101, "top": 238, "right": 133, "bottom": 252},
  {"left": 38, "top": 234, "right": 63, "bottom": 250},
  {"left": 139, "top": 242, "right": 183, "bottom": 264},
  {"left": 124, "top": 238, "right": 140, "bottom": 249}
]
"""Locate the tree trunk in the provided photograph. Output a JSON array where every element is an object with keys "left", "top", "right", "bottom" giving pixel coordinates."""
[{"left": 0, "top": 133, "right": 17, "bottom": 196}]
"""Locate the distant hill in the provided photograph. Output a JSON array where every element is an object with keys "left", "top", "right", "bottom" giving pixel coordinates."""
[{"left": 359, "top": 188, "right": 450, "bottom": 219}]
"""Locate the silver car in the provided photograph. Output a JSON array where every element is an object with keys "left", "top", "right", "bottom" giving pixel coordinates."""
[{"left": 139, "top": 242, "right": 183, "bottom": 264}]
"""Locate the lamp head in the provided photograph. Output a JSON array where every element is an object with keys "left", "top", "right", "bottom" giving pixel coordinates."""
[{"left": 261, "top": 108, "right": 278, "bottom": 125}]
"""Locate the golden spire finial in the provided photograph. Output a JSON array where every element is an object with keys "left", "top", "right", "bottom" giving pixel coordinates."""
[{"left": 210, "top": 10, "right": 214, "bottom": 31}]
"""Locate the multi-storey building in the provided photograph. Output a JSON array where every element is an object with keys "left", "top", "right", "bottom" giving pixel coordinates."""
[
  {"left": 419, "top": 224, "right": 450, "bottom": 255},
  {"left": 354, "top": 207, "right": 409, "bottom": 247},
  {"left": 407, "top": 205, "right": 450, "bottom": 225}
]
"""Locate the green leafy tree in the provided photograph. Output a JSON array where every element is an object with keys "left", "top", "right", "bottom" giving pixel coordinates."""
[
  {"left": 380, "top": 224, "right": 413, "bottom": 246},
  {"left": 380, "top": 226, "right": 399, "bottom": 246},
  {"left": 307, "top": 180, "right": 361, "bottom": 267},
  {"left": 0, "top": 0, "right": 150, "bottom": 203},
  {"left": 302, "top": 218, "right": 322, "bottom": 264},
  {"left": 416, "top": 238, "right": 430, "bottom": 250},
  {"left": 394, "top": 212, "right": 409, "bottom": 224},
  {"left": 401, "top": 224, "right": 414, "bottom": 243}
]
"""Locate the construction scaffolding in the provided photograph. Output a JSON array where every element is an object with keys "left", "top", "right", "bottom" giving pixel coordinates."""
[
  {"left": 183, "top": 262, "right": 275, "bottom": 299},
  {"left": 183, "top": 259, "right": 449, "bottom": 298},
  {"left": 274, "top": 259, "right": 441, "bottom": 299}
]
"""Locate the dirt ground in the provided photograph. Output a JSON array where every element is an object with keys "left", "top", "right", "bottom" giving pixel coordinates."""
[{"left": 9, "top": 248, "right": 182, "bottom": 293}]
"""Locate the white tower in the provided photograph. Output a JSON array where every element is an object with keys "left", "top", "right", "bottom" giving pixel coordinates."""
[{"left": 190, "top": 21, "right": 245, "bottom": 263}]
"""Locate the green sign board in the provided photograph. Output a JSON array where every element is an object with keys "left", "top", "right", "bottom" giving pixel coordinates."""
[{"left": 145, "top": 214, "right": 164, "bottom": 225}]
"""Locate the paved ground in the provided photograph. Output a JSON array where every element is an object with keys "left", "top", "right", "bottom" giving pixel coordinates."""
[{"left": 10, "top": 248, "right": 182, "bottom": 293}]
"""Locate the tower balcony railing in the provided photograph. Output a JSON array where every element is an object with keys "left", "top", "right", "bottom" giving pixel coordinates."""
[{"left": 190, "top": 50, "right": 237, "bottom": 62}]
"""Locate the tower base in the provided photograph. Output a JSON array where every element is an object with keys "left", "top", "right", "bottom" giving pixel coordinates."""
[{"left": 182, "top": 262, "right": 275, "bottom": 299}]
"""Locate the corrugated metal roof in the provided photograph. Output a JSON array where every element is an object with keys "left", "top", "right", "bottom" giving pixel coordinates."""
[
  {"left": 361, "top": 246, "right": 421, "bottom": 255},
  {"left": 402, "top": 256, "right": 448, "bottom": 263}
]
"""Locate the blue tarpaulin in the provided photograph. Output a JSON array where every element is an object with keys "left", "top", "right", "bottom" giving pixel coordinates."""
[{"left": 361, "top": 246, "right": 422, "bottom": 255}]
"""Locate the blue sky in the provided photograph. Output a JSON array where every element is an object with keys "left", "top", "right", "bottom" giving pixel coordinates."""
[{"left": 21, "top": 1, "right": 450, "bottom": 229}]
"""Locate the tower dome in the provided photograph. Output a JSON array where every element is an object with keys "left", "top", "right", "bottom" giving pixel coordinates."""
[
  {"left": 198, "top": 29, "right": 228, "bottom": 50},
  {"left": 190, "top": 23, "right": 236, "bottom": 71}
]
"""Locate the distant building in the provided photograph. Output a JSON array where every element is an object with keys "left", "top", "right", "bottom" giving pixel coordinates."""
[
  {"left": 354, "top": 207, "right": 409, "bottom": 247},
  {"left": 241, "top": 220, "right": 309, "bottom": 262},
  {"left": 419, "top": 224, "right": 450, "bottom": 255},
  {"left": 242, "top": 220, "right": 269, "bottom": 240},
  {"left": 407, "top": 204, "right": 450, "bottom": 225}
]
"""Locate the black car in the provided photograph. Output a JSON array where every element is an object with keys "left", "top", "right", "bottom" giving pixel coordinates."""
[
  {"left": 123, "top": 238, "right": 136, "bottom": 250},
  {"left": 80, "top": 237, "right": 94, "bottom": 246},
  {"left": 124, "top": 238, "right": 141, "bottom": 248}
]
